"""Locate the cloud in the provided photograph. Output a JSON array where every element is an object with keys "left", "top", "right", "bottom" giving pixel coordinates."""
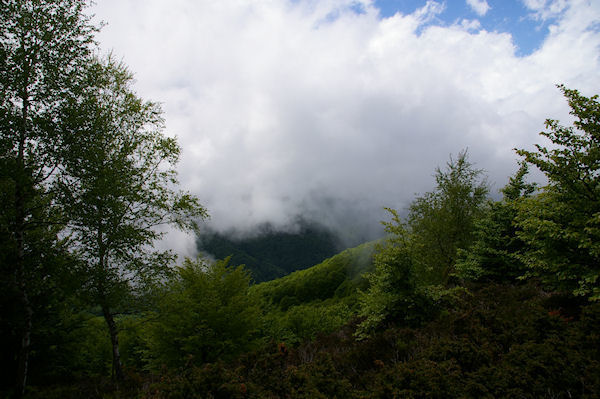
[
  {"left": 413, "top": 0, "right": 446, "bottom": 23},
  {"left": 466, "top": 0, "right": 491, "bottom": 16},
  {"left": 90, "top": 0, "right": 600, "bottom": 255},
  {"left": 522, "top": 0, "right": 568, "bottom": 20}
]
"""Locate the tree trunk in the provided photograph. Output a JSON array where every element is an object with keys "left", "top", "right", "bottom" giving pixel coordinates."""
[
  {"left": 14, "top": 75, "right": 32, "bottom": 399},
  {"left": 14, "top": 250, "right": 33, "bottom": 399},
  {"left": 101, "top": 304, "right": 124, "bottom": 381},
  {"left": 14, "top": 143, "right": 30, "bottom": 399}
]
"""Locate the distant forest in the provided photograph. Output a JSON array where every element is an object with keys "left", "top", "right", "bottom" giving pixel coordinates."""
[
  {"left": 2, "top": 1, "right": 600, "bottom": 398},
  {"left": 196, "top": 220, "right": 342, "bottom": 282}
]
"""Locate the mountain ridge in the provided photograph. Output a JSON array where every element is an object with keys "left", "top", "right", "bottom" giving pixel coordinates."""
[{"left": 196, "top": 220, "right": 348, "bottom": 282}]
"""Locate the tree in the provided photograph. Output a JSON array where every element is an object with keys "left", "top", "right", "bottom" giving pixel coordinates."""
[
  {"left": 516, "top": 86, "right": 600, "bottom": 300},
  {"left": 358, "top": 151, "right": 488, "bottom": 335},
  {"left": 0, "top": 181, "right": 80, "bottom": 390},
  {"left": 407, "top": 150, "right": 489, "bottom": 286},
  {"left": 147, "top": 257, "right": 260, "bottom": 369},
  {"left": 0, "top": 1, "right": 96, "bottom": 394},
  {"left": 357, "top": 213, "right": 421, "bottom": 337},
  {"left": 55, "top": 56, "right": 207, "bottom": 380},
  {"left": 455, "top": 162, "right": 536, "bottom": 283}
]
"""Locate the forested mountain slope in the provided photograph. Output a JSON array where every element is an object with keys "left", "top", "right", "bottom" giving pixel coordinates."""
[
  {"left": 196, "top": 220, "right": 344, "bottom": 282},
  {"left": 251, "top": 240, "right": 378, "bottom": 309}
]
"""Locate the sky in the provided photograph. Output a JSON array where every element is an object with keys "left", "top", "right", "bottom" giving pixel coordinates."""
[
  {"left": 89, "top": 0, "right": 600, "bottom": 257},
  {"left": 373, "top": 0, "right": 570, "bottom": 55}
]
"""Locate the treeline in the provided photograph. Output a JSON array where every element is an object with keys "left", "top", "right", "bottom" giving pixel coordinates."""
[{"left": 2, "top": 1, "right": 600, "bottom": 398}]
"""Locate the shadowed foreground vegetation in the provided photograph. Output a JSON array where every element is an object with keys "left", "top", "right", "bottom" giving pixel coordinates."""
[{"left": 16, "top": 283, "right": 600, "bottom": 398}]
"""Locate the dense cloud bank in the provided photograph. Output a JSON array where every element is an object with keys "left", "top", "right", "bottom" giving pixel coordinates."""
[{"left": 91, "top": 0, "right": 600, "bottom": 256}]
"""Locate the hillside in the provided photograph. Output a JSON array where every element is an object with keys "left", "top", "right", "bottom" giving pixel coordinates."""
[
  {"left": 196, "top": 220, "right": 344, "bottom": 282},
  {"left": 246, "top": 240, "right": 379, "bottom": 345},
  {"left": 251, "top": 240, "right": 378, "bottom": 309}
]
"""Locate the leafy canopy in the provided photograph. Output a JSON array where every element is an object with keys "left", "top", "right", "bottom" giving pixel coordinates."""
[
  {"left": 57, "top": 56, "right": 207, "bottom": 308},
  {"left": 147, "top": 257, "right": 261, "bottom": 368},
  {"left": 407, "top": 150, "right": 489, "bottom": 285},
  {"left": 455, "top": 162, "right": 536, "bottom": 283},
  {"left": 516, "top": 86, "right": 600, "bottom": 300},
  {"left": 358, "top": 151, "right": 488, "bottom": 335},
  {"left": 0, "top": 0, "right": 98, "bottom": 393},
  {"left": 55, "top": 56, "right": 207, "bottom": 380}
]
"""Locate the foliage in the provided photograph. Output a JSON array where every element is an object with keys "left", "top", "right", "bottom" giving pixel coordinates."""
[
  {"left": 55, "top": 56, "right": 207, "bottom": 379},
  {"left": 146, "top": 257, "right": 261, "bottom": 369},
  {"left": 262, "top": 299, "right": 354, "bottom": 345},
  {"left": 357, "top": 219, "right": 425, "bottom": 337},
  {"left": 145, "top": 283, "right": 600, "bottom": 399},
  {"left": 0, "top": 0, "right": 97, "bottom": 393},
  {"left": 57, "top": 56, "right": 207, "bottom": 306},
  {"left": 249, "top": 241, "right": 376, "bottom": 345},
  {"left": 407, "top": 150, "right": 489, "bottom": 285},
  {"left": 516, "top": 86, "right": 600, "bottom": 300},
  {"left": 41, "top": 314, "right": 112, "bottom": 379},
  {"left": 252, "top": 240, "right": 376, "bottom": 310},
  {"left": 455, "top": 162, "right": 536, "bottom": 282},
  {"left": 1, "top": 6, "right": 598, "bottom": 391},
  {"left": 358, "top": 151, "right": 489, "bottom": 335},
  {"left": 0, "top": 198, "right": 74, "bottom": 384}
]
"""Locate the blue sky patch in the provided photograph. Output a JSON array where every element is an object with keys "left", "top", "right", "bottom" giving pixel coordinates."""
[{"left": 372, "top": 0, "right": 561, "bottom": 56}]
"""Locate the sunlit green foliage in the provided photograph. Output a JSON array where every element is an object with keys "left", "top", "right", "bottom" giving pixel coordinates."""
[
  {"left": 407, "top": 150, "right": 489, "bottom": 285},
  {"left": 252, "top": 241, "right": 376, "bottom": 309},
  {"left": 357, "top": 217, "right": 423, "bottom": 336},
  {"left": 146, "top": 257, "right": 261, "bottom": 369},
  {"left": 253, "top": 241, "right": 376, "bottom": 344},
  {"left": 516, "top": 86, "right": 600, "bottom": 300}
]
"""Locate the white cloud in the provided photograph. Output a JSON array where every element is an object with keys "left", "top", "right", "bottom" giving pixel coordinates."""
[
  {"left": 522, "top": 0, "right": 569, "bottom": 20},
  {"left": 458, "top": 18, "right": 483, "bottom": 31},
  {"left": 90, "top": 0, "right": 600, "bottom": 254},
  {"left": 466, "top": 0, "right": 491, "bottom": 16},
  {"left": 413, "top": 0, "right": 446, "bottom": 23}
]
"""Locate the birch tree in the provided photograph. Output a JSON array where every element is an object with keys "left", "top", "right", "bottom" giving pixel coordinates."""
[
  {"left": 56, "top": 57, "right": 207, "bottom": 380},
  {"left": 0, "top": 1, "right": 96, "bottom": 394}
]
